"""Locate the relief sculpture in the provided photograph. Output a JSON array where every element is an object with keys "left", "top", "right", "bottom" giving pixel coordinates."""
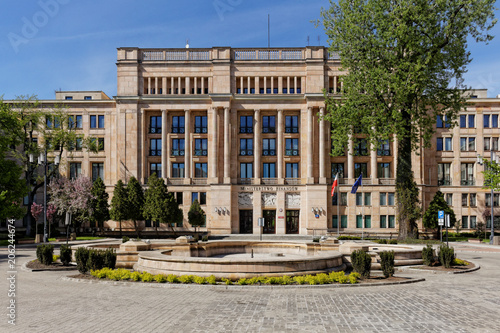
[
  {"left": 238, "top": 192, "right": 253, "bottom": 207},
  {"left": 285, "top": 193, "right": 301, "bottom": 208},
  {"left": 261, "top": 192, "right": 277, "bottom": 206}
]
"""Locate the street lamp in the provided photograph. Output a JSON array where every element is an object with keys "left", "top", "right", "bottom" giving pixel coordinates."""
[
  {"left": 478, "top": 150, "right": 499, "bottom": 244},
  {"left": 37, "top": 150, "right": 59, "bottom": 243}
]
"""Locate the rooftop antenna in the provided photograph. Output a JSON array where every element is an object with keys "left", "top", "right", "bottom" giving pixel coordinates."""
[
  {"left": 185, "top": 39, "right": 190, "bottom": 48},
  {"left": 268, "top": 14, "right": 270, "bottom": 48},
  {"left": 307, "top": 36, "right": 310, "bottom": 46}
]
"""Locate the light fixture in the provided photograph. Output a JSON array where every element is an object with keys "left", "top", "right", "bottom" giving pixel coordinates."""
[
  {"left": 39, "top": 152, "right": 45, "bottom": 164},
  {"left": 477, "top": 154, "right": 483, "bottom": 165},
  {"left": 214, "top": 207, "right": 218, "bottom": 213},
  {"left": 29, "top": 154, "right": 34, "bottom": 163},
  {"left": 55, "top": 155, "right": 60, "bottom": 165},
  {"left": 311, "top": 208, "right": 315, "bottom": 213},
  {"left": 222, "top": 207, "right": 227, "bottom": 214}
]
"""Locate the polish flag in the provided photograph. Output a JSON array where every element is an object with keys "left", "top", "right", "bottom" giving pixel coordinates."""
[{"left": 331, "top": 174, "right": 338, "bottom": 197}]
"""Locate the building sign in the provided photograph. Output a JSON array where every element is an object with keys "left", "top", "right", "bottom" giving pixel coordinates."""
[{"left": 239, "top": 186, "right": 298, "bottom": 192}]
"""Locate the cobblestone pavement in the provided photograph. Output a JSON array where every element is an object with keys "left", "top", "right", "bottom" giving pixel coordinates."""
[{"left": 1, "top": 244, "right": 500, "bottom": 333}]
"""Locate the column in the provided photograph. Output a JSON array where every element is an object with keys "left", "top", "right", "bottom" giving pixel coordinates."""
[
  {"left": 254, "top": 109, "right": 261, "bottom": 184},
  {"left": 161, "top": 110, "right": 167, "bottom": 180},
  {"left": 371, "top": 142, "right": 377, "bottom": 184},
  {"left": 224, "top": 107, "right": 231, "bottom": 183},
  {"left": 210, "top": 107, "right": 218, "bottom": 183},
  {"left": 277, "top": 109, "right": 284, "bottom": 184},
  {"left": 170, "top": 77, "right": 174, "bottom": 94},
  {"left": 147, "top": 77, "right": 151, "bottom": 94},
  {"left": 347, "top": 135, "right": 354, "bottom": 180},
  {"left": 155, "top": 77, "right": 158, "bottom": 95},
  {"left": 184, "top": 109, "right": 191, "bottom": 184},
  {"left": 319, "top": 107, "right": 326, "bottom": 183},
  {"left": 178, "top": 77, "right": 181, "bottom": 94},
  {"left": 307, "top": 107, "right": 314, "bottom": 183},
  {"left": 194, "top": 77, "right": 198, "bottom": 95}
]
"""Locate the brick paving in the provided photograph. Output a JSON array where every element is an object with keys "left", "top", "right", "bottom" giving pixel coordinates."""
[{"left": 2, "top": 244, "right": 500, "bottom": 332}]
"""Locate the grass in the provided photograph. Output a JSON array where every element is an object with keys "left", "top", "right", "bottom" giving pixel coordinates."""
[{"left": 48, "top": 236, "right": 105, "bottom": 241}]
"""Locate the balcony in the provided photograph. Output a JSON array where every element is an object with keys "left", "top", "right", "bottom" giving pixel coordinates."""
[
  {"left": 171, "top": 150, "right": 185, "bottom": 157},
  {"left": 142, "top": 50, "right": 210, "bottom": 61},
  {"left": 234, "top": 49, "right": 304, "bottom": 60},
  {"left": 194, "top": 150, "right": 208, "bottom": 156},
  {"left": 438, "top": 178, "right": 452, "bottom": 186},
  {"left": 240, "top": 150, "right": 254, "bottom": 156},
  {"left": 193, "top": 178, "right": 207, "bottom": 185},
  {"left": 461, "top": 179, "right": 475, "bottom": 186},
  {"left": 285, "top": 178, "right": 301, "bottom": 185},
  {"left": 379, "top": 178, "right": 396, "bottom": 185},
  {"left": 167, "top": 179, "right": 184, "bottom": 185},
  {"left": 238, "top": 178, "right": 255, "bottom": 185},
  {"left": 261, "top": 178, "right": 278, "bottom": 185}
]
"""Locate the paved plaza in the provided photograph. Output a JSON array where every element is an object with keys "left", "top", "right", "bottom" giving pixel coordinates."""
[{"left": 2, "top": 242, "right": 500, "bottom": 333}]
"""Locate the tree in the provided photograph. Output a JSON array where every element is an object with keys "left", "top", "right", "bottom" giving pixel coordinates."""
[
  {"left": 422, "top": 191, "right": 456, "bottom": 231},
  {"left": 321, "top": 0, "right": 496, "bottom": 239},
  {"left": 89, "top": 177, "right": 110, "bottom": 230},
  {"left": 188, "top": 199, "right": 206, "bottom": 235},
  {"left": 110, "top": 180, "right": 127, "bottom": 237},
  {"left": 126, "top": 176, "right": 144, "bottom": 238}
]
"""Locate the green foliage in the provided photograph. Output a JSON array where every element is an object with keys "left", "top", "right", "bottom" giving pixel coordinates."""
[
  {"left": 221, "top": 278, "right": 232, "bottom": 285},
  {"left": 206, "top": 275, "right": 217, "bottom": 285},
  {"left": 423, "top": 191, "right": 456, "bottom": 229},
  {"left": 422, "top": 245, "right": 435, "bottom": 266},
  {"left": 141, "top": 272, "right": 154, "bottom": 282},
  {"left": 59, "top": 245, "right": 72, "bottom": 266},
  {"left": 188, "top": 199, "right": 206, "bottom": 231},
  {"left": 154, "top": 274, "right": 168, "bottom": 283},
  {"left": 202, "top": 235, "right": 209, "bottom": 242},
  {"left": 293, "top": 275, "right": 307, "bottom": 285},
  {"left": 89, "top": 177, "right": 109, "bottom": 228},
  {"left": 338, "top": 236, "right": 361, "bottom": 240},
  {"left": 52, "top": 255, "right": 60, "bottom": 262},
  {"left": 438, "top": 245, "right": 455, "bottom": 268},
  {"left": 75, "top": 247, "right": 115, "bottom": 273},
  {"left": 312, "top": 237, "right": 320, "bottom": 243},
  {"left": 452, "top": 258, "right": 469, "bottom": 266},
  {"left": 75, "top": 247, "right": 90, "bottom": 273},
  {"left": 178, "top": 275, "right": 195, "bottom": 284},
  {"left": 379, "top": 251, "right": 395, "bottom": 278},
  {"left": 36, "top": 244, "right": 54, "bottom": 265},
  {"left": 193, "top": 276, "right": 206, "bottom": 284},
  {"left": 108, "top": 269, "right": 131, "bottom": 281},
  {"left": 87, "top": 249, "right": 105, "bottom": 271},
  {"left": 130, "top": 271, "right": 142, "bottom": 281},
  {"left": 348, "top": 272, "right": 360, "bottom": 284},
  {"left": 143, "top": 174, "right": 183, "bottom": 229},
  {"left": 122, "top": 236, "right": 130, "bottom": 243},
  {"left": 103, "top": 248, "right": 117, "bottom": 269},
  {"left": 110, "top": 180, "right": 128, "bottom": 235},
  {"left": 482, "top": 158, "right": 500, "bottom": 191},
  {"left": 351, "top": 249, "right": 372, "bottom": 278},
  {"left": 126, "top": 176, "right": 144, "bottom": 237}
]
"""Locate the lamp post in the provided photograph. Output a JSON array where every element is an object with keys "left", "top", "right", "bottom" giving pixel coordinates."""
[
  {"left": 37, "top": 150, "right": 59, "bottom": 243},
  {"left": 478, "top": 151, "right": 498, "bottom": 244}
]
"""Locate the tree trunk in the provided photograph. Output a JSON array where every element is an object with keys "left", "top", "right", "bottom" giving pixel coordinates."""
[
  {"left": 133, "top": 219, "right": 140, "bottom": 238},
  {"left": 119, "top": 220, "right": 122, "bottom": 237},
  {"left": 396, "top": 111, "right": 420, "bottom": 240}
]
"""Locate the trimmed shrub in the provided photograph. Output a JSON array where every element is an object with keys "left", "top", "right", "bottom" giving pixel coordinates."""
[
  {"left": 237, "top": 278, "right": 248, "bottom": 285},
  {"left": 351, "top": 249, "right": 372, "bottom": 278},
  {"left": 75, "top": 247, "right": 90, "bottom": 273},
  {"left": 348, "top": 272, "right": 360, "bottom": 284},
  {"left": 36, "top": 244, "right": 54, "bottom": 266},
  {"left": 141, "top": 272, "right": 154, "bottom": 282},
  {"left": 167, "top": 274, "right": 179, "bottom": 283},
  {"left": 178, "top": 275, "right": 194, "bottom": 284},
  {"left": 202, "top": 235, "right": 209, "bottom": 242},
  {"left": 388, "top": 239, "right": 398, "bottom": 244},
  {"left": 104, "top": 248, "right": 117, "bottom": 269},
  {"left": 122, "top": 236, "right": 130, "bottom": 243},
  {"left": 193, "top": 276, "right": 206, "bottom": 284},
  {"left": 422, "top": 245, "right": 435, "bottom": 266},
  {"left": 376, "top": 239, "right": 388, "bottom": 244},
  {"left": 130, "top": 271, "right": 142, "bottom": 281},
  {"left": 206, "top": 275, "right": 217, "bottom": 285},
  {"left": 293, "top": 275, "right": 307, "bottom": 285},
  {"left": 452, "top": 258, "right": 469, "bottom": 266},
  {"left": 154, "top": 274, "right": 168, "bottom": 283},
  {"left": 379, "top": 250, "right": 395, "bottom": 278},
  {"left": 221, "top": 278, "right": 232, "bottom": 285},
  {"left": 52, "top": 255, "right": 60, "bottom": 262},
  {"left": 59, "top": 245, "right": 72, "bottom": 266},
  {"left": 338, "top": 236, "right": 361, "bottom": 240},
  {"left": 438, "top": 245, "right": 455, "bottom": 268},
  {"left": 87, "top": 250, "right": 105, "bottom": 271}
]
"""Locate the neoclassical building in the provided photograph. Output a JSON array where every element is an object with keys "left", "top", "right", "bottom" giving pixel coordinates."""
[{"left": 10, "top": 46, "right": 500, "bottom": 235}]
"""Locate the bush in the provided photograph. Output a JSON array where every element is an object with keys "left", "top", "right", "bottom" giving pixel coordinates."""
[
  {"left": 75, "top": 247, "right": 90, "bottom": 273},
  {"left": 178, "top": 275, "right": 194, "bottom": 284},
  {"left": 312, "top": 237, "right": 320, "bottom": 243},
  {"left": 379, "top": 250, "right": 395, "bottom": 278},
  {"left": 104, "top": 248, "right": 117, "bottom": 269},
  {"left": 338, "top": 236, "right": 361, "bottom": 240},
  {"left": 422, "top": 245, "right": 435, "bottom": 266},
  {"left": 202, "top": 235, "right": 209, "bottom": 242},
  {"left": 293, "top": 275, "right": 307, "bottom": 285},
  {"left": 438, "top": 245, "right": 455, "bottom": 268},
  {"left": 221, "top": 278, "right": 232, "bottom": 285},
  {"left": 52, "top": 255, "right": 60, "bottom": 262},
  {"left": 141, "top": 272, "right": 154, "bottom": 282},
  {"left": 351, "top": 249, "right": 371, "bottom": 278},
  {"left": 87, "top": 249, "right": 105, "bottom": 271},
  {"left": 122, "top": 236, "right": 130, "bottom": 243},
  {"left": 348, "top": 272, "right": 360, "bottom": 284},
  {"left": 110, "top": 269, "right": 130, "bottom": 281},
  {"left": 193, "top": 276, "right": 206, "bottom": 284},
  {"left": 452, "top": 258, "right": 469, "bottom": 266},
  {"left": 60, "top": 245, "right": 72, "bottom": 266},
  {"left": 206, "top": 275, "right": 217, "bottom": 285},
  {"left": 376, "top": 239, "right": 387, "bottom": 244},
  {"left": 36, "top": 244, "right": 54, "bottom": 266},
  {"left": 154, "top": 274, "right": 167, "bottom": 283},
  {"left": 388, "top": 239, "right": 398, "bottom": 244},
  {"left": 130, "top": 271, "right": 142, "bottom": 281},
  {"left": 237, "top": 278, "right": 248, "bottom": 285}
]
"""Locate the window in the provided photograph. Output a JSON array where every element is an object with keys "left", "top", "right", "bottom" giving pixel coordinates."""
[
  {"left": 460, "top": 115, "right": 466, "bottom": 128},
  {"left": 332, "top": 215, "right": 348, "bottom": 228},
  {"left": 285, "top": 138, "right": 299, "bottom": 156},
  {"left": 470, "top": 193, "right": 476, "bottom": 206},
  {"left": 98, "top": 115, "right": 105, "bottom": 128},
  {"left": 460, "top": 137, "right": 475, "bottom": 151},
  {"left": 195, "top": 163, "right": 207, "bottom": 178},
  {"left": 462, "top": 193, "right": 476, "bottom": 207},
  {"left": 460, "top": 163, "right": 474, "bottom": 185},
  {"left": 356, "top": 215, "right": 371, "bottom": 228},
  {"left": 364, "top": 193, "right": 371, "bottom": 205},
  {"left": 192, "top": 192, "right": 198, "bottom": 203},
  {"left": 150, "top": 163, "right": 161, "bottom": 178},
  {"left": 194, "top": 116, "right": 207, "bottom": 133},
  {"left": 240, "top": 116, "right": 253, "bottom": 133},
  {"left": 377, "top": 140, "right": 390, "bottom": 156},
  {"left": 356, "top": 193, "right": 362, "bottom": 205},
  {"left": 194, "top": 139, "right": 208, "bottom": 156},
  {"left": 388, "top": 193, "right": 395, "bottom": 206},
  {"left": 76, "top": 115, "right": 82, "bottom": 129},
  {"left": 65, "top": 96, "right": 73, "bottom": 100},
  {"left": 331, "top": 163, "right": 344, "bottom": 179},
  {"left": 356, "top": 215, "right": 363, "bottom": 228},
  {"left": 377, "top": 163, "right": 390, "bottom": 178},
  {"left": 68, "top": 116, "right": 75, "bottom": 129},
  {"left": 70, "top": 163, "right": 81, "bottom": 179},
  {"left": 172, "top": 163, "right": 185, "bottom": 178},
  {"left": 176, "top": 192, "right": 183, "bottom": 205},
  {"left": 485, "top": 193, "right": 500, "bottom": 207},
  {"left": 468, "top": 115, "right": 475, "bottom": 128},
  {"left": 380, "top": 193, "right": 387, "bottom": 206},
  {"left": 354, "top": 139, "right": 368, "bottom": 156},
  {"left": 240, "top": 138, "right": 253, "bottom": 156},
  {"left": 484, "top": 115, "right": 490, "bottom": 128},
  {"left": 484, "top": 137, "right": 499, "bottom": 151},
  {"left": 444, "top": 137, "right": 452, "bottom": 151},
  {"left": 354, "top": 163, "right": 367, "bottom": 178},
  {"left": 262, "top": 116, "right": 276, "bottom": 133},
  {"left": 445, "top": 193, "right": 453, "bottom": 205},
  {"left": 437, "top": 115, "right": 451, "bottom": 128},
  {"left": 380, "top": 215, "right": 387, "bottom": 228},
  {"left": 389, "top": 215, "right": 395, "bottom": 228},
  {"left": 200, "top": 192, "right": 207, "bottom": 205},
  {"left": 262, "top": 163, "right": 276, "bottom": 178},
  {"left": 493, "top": 115, "right": 499, "bottom": 128},
  {"left": 262, "top": 139, "right": 276, "bottom": 156},
  {"left": 76, "top": 138, "right": 82, "bottom": 151},
  {"left": 470, "top": 216, "right": 477, "bottom": 229},
  {"left": 285, "top": 163, "right": 299, "bottom": 178},
  {"left": 150, "top": 116, "right": 162, "bottom": 133},
  {"left": 438, "top": 163, "right": 451, "bottom": 185},
  {"left": 340, "top": 192, "right": 347, "bottom": 206},
  {"left": 171, "top": 139, "right": 185, "bottom": 156},
  {"left": 437, "top": 138, "right": 443, "bottom": 151},
  {"left": 285, "top": 116, "right": 299, "bottom": 133},
  {"left": 462, "top": 193, "right": 468, "bottom": 207},
  {"left": 98, "top": 138, "right": 104, "bottom": 151},
  {"left": 150, "top": 139, "right": 162, "bottom": 156},
  {"left": 92, "top": 163, "right": 104, "bottom": 182},
  {"left": 46, "top": 116, "right": 53, "bottom": 128},
  {"left": 462, "top": 216, "right": 468, "bottom": 229},
  {"left": 172, "top": 116, "right": 185, "bottom": 133},
  {"left": 485, "top": 138, "right": 491, "bottom": 151},
  {"left": 84, "top": 96, "right": 92, "bottom": 100},
  {"left": 90, "top": 115, "right": 97, "bottom": 128},
  {"left": 240, "top": 163, "right": 253, "bottom": 179}
]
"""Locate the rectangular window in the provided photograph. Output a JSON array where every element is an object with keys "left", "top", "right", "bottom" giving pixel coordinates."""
[
  {"left": 262, "top": 116, "right": 276, "bottom": 133},
  {"left": 388, "top": 215, "right": 395, "bottom": 228},
  {"left": 388, "top": 193, "right": 395, "bottom": 206},
  {"left": 194, "top": 139, "right": 208, "bottom": 156},
  {"left": 84, "top": 96, "right": 92, "bottom": 100},
  {"left": 192, "top": 192, "right": 198, "bottom": 203},
  {"left": 468, "top": 115, "right": 475, "bottom": 128},
  {"left": 377, "top": 163, "right": 391, "bottom": 178},
  {"left": 364, "top": 193, "right": 371, "bottom": 206},
  {"left": 285, "top": 115, "right": 299, "bottom": 133},
  {"left": 98, "top": 115, "right": 105, "bottom": 128},
  {"left": 285, "top": 163, "right": 299, "bottom": 178},
  {"left": 492, "top": 115, "right": 498, "bottom": 128},
  {"left": 460, "top": 115, "right": 466, "bottom": 128},
  {"left": 380, "top": 215, "right": 387, "bottom": 228},
  {"left": 240, "top": 116, "right": 253, "bottom": 133},
  {"left": 262, "top": 138, "right": 276, "bottom": 156},
  {"left": 150, "top": 163, "right": 161, "bottom": 178},
  {"left": 340, "top": 192, "right": 347, "bottom": 206},
  {"left": 380, "top": 193, "right": 387, "bottom": 206},
  {"left": 332, "top": 193, "right": 338, "bottom": 205},
  {"left": 150, "top": 116, "right": 162, "bottom": 133},
  {"left": 377, "top": 140, "right": 390, "bottom": 156},
  {"left": 176, "top": 192, "right": 183, "bottom": 205},
  {"left": 470, "top": 216, "right": 477, "bottom": 229},
  {"left": 70, "top": 163, "right": 81, "bottom": 180},
  {"left": 364, "top": 215, "right": 371, "bottom": 228},
  {"left": 460, "top": 137, "right": 467, "bottom": 151},
  {"left": 90, "top": 115, "right": 97, "bottom": 128},
  {"left": 195, "top": 163, "right": 208, "bottom": 178},
  {"left": 438, "top": 163, "right": 451, "bottom": 185},
  {"left": 150, "top": 139, "right": 162, "bottom": 156},
  {"left": 332, "top": 215, "right": 338, "bottom": 228},
  {"left": 68, "top": 116, "right": 75, "bottom": 129},
  {"left": 331, "top": 163, "right": 344, "bottom": 179},
  {"left": 485, "top": 137, "right": 491, "bottom": 151},
  {"left": 171, "top": 139, "right": 185, "bottom": 156},
  {"left": 354, "top": 163, "right": 367, "bottom": 178},
  {"left": 76, "top": 138, "right": 82, "bottom": 151},
  {"left": 462, "top": 216, "right": 469, "bottom": 229},
  {"left": 91, "top": 163, "right": 104, "bottom": 182},
  {"left": 240, "top": 138, "right": 253, "bottom": 156},
  {"left": 98, "top": 138, "right": 104, "bottom": 151},
  {"left": 437, "top": 138, "right": 443, "bottom": 151},
  {"left": 493, "top": 138, "right": 499, "bottom": 151},
  {"left": 354, "top": 139, "right": 368, "bottom": 156},
  {"left": 356, "top": 215, "right": 363, "bottom": 228},
  {"left": 172, "top": 163, "right": 185, "bottom": 178},
  {"left": 470, "top": 193, "right": 476, "bottom": 207},
  {"left": 462, "top": 193, "right": 468, "bottom": 207},
  {"left": 285, "top": 138, "right": 299, "bottom": 156},
  {"left": 262, "top": 163, "right": 276, "bottom": 178},
  {"left": 484, "top": 115, "right": 490, "bottom": 128},
  {"left": 341, "top": 215, "right": 347, "bottom": 228},
  {"left": 46, "top": 116, "right": 53, "bottom": 128},
  {"left": 200, "top": 192, "right": 207, "bottom": 205},
  {"left": 436, "top": 115, "right": 444, "bottom": 128},
  {"left": 171, "top": 116, "right": 185, "bottom": 133},
  {"left": 468, "top": 137, "right": 476, "bottom": 151},
  {"left": 76, "top": 115, "right": 82, "bottom": 129},
  {"left": 65, "top": 96, "right": 73, "bottom": 100},
  {"left": 445, "top": 137, "right": 452, "bottom": 151},
  {"left": 240, "top": 163, "right": 253, "bottom": 179},
  {"left": 445, "top": 193, "right": 453, "bottom": 205},
  {"left": 460, "top": 163, "right": 474, "bottom": 185},
  {"left": 194, "top": 116, "right": 208, "bottom": 133},
  {"left": 356, "top": 193, "right": 363, "bottom": 206}
]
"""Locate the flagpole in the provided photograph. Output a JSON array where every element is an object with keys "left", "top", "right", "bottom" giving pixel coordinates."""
[
  {"left": 337, "top": 173, "right": 340, "bottom": 236},
  {"left": 361, "top": 173, "right": 364, "bottom": 240}
]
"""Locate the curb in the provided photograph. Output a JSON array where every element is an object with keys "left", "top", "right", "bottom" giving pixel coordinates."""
[
  {"left": 21, "top": 260, "right": 77, "bottom": 272},
  {"left": 60, "top": 275, "right": 425, "bottom": 289},
  {"left": 397, "top": 260, "right": 480, "bottom": 275}
]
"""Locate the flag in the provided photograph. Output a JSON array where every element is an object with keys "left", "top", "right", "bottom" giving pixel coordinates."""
[
  {"left": 331, "top": 173, "right": 338, "bottom": 197},
  {"left": 351, "top": 174, "right": 362, "bottom": 194}
]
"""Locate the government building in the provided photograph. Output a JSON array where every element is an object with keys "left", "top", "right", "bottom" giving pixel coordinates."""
[{"left": 11, "top": 46, "right": 500, "bottom": 236}]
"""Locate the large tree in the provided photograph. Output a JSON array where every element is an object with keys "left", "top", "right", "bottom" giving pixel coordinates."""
[
  {"left": 188, "top": 199, "right": 206, "bottom": 235},
  {"left": 126, "top": 176, "right": 144, "bottom": 238},
  {"left": 89, "top": 177, "right": 110, "bottom": 230},
  {"left": 110, "top": 180, "right": 128, "bottom": 237},
  {"left": 321, "top": 0, "right": 496, "bottom": 239}
]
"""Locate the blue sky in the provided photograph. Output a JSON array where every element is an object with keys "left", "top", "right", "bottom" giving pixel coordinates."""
[{"left": 1, "top": 0, "right": 499, "bottom": 99}]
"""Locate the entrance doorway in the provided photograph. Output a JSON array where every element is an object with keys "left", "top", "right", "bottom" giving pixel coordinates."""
[
  {"left": 262, "top": 210, "right": 276, "bottom": 234},
  {"left": 239, "top": 210, "right": 253, "bottom": 234},
  {"left": 286, "top": 210, "right": 299, "bottom": 234}
]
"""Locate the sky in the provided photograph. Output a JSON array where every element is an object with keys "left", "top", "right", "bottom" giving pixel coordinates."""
[{"left": 1, "top": 0, "right": 499, "bottom": 100}]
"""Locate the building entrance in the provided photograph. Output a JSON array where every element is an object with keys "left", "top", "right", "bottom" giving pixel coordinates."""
[
  {"left": 286, "top": 210, "right": 299, "bottom": 234},
  {"left": 262, "top": 210, "right": 276, "bottom": 234},
  {"left": 239, "top": 210, "right": 253, "bottom": 234}
]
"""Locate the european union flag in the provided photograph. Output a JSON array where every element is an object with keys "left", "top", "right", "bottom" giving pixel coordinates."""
[{"left": 351, "top": 174, "right": 362, "bottom": 194}]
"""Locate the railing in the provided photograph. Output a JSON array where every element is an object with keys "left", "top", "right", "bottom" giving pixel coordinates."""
[
  {"left": 438, "top": 178, "right": 452, "bottom": 186},
  {"left": 234, "top": 49, "right": 304, "bottom": 60},
  {"left": 379, "top": 178, "right": 396, "bottom": 185},
  {"left": 261, "top": 178, "right": 278, "bottom": 185},
  {"left": 461, "top": 179, "right": 475, "bottom": 186},
  {"left": 192, "top": 178, "right": 207, "bottom": 185},
  {"left": 167, "top": 179, "right": 184, "bottom": 185},
  {"left": 194, "top": 149, "right": 208, "bottom": 156},
  {"left": 171, "top": 150, "right": 185, "bottom": 156},
  {"left": 285, "top": 178, "right": 301, "bottom": 185},
  {"left": 328, "top": 52, "right": 340, "bottom": 60},
  {"left": 238, "top": 178, "right": 255, "bottom": 185},
  {"left": 142, "top": 50, "right": 211, "bottom": 61}
]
